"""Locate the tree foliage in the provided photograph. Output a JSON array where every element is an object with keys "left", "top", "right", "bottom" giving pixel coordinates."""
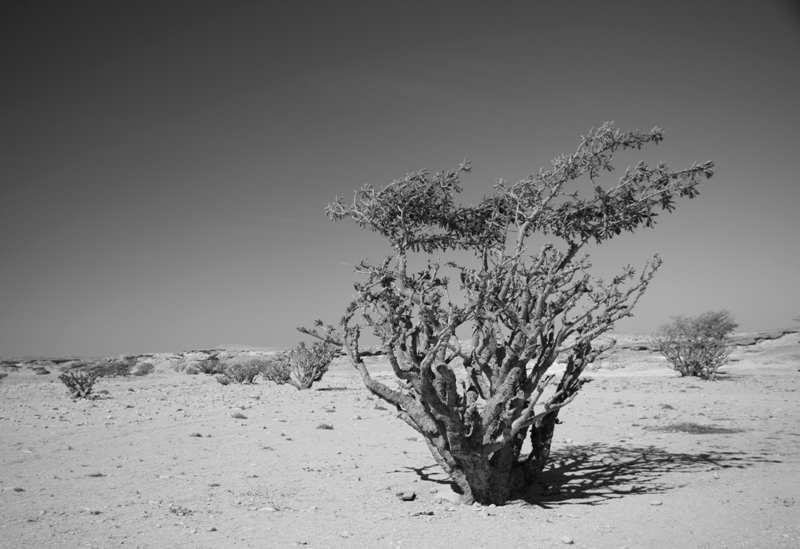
[
  {"left": 302, "top": 122, "right": 714, "bottom": 504},
  {"left": 651, "top": 310, "right": 738, "bottom": 379}
]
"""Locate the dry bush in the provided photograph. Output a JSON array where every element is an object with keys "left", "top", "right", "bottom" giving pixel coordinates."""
[
  {"left": 58, "top": 370, "right": 100, "bottom": 399},
  {"left": 194, "top": 356, "right": 225, "bottom": 375},
  {"left": 87, "top": 358, "right": 135, "bottom": 378},
  {"left": 131, "top": 362, "right": 155, "bottom": 376},
  {"left": 220, "top": 359, "right": 268, "bottom": 384},
  {"left": 215, "top": 373, "right": 231, "bottom": 385},
  {"left": 262, "top": 342, "right": 336, "bottom": 390},
  {"left": 651, "top": 310, "right": 738, "bottom": 379}
]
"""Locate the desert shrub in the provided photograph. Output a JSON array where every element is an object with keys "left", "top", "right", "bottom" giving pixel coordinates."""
[
  {"left": 194, "top": 356, "right": 225, "bottom": 375},
  {"left": 131, "top": 362, "right": 155, "bottom": 376},
  {"left": 0, "top": 372, "right": 7, "bottom": 381},
  {"left": 87, "top": 358, "right": 136, "bottom": 378},
  {"left": 58, "top": 370, "right": 100, "bottom": 399},
  {"left": 301, "top": 122, "right": 714, "bottom": 504},
  {"left": 214, "top": 373, "right": 231, "bottom": 385},
  {"left": 651, "top": 310, "right": 738, "bottom": 379},
  {"left": 262, "top": 342, "right": 336, "bottom": 390},
  {"left": 99, "top": 361, "right": 132, "bottom": 377},
  {"left": 220, "top": 359, "right": 268, "bottom": 384}
]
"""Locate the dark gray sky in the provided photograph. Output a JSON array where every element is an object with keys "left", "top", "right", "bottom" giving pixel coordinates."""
[{"left": 2, "top": 0, "right": 799, "bottom": 357}]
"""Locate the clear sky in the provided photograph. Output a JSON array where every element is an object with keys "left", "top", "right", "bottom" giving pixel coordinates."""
[{"left": 2, "top": 1, "right": 799, "bottom": 358}]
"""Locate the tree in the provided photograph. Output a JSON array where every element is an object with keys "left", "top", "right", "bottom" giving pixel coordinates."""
[
  {"left": 301, "top": 122, "right": 715, "bottom": 505},
  {"left": 651, "top": 310, "right": 738, "bottom": 379}
]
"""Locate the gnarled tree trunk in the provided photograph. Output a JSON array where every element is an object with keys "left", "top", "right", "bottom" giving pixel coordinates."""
[{"left": 426, "top": 411, "right": 560, "bottom": 505}]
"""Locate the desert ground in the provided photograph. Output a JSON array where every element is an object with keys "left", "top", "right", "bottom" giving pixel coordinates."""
[{"left": 1, "top": 331, "right": 799, "bottom": 549}]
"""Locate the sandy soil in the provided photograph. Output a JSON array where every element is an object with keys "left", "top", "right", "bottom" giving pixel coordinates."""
[{"left": 1, "top": 333, "right": 799, "bottom": 549}]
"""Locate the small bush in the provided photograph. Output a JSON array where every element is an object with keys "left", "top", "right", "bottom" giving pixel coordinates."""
[
  {"left": 58, "top": 370, "right": 100, "bottom": 399},
  {"left": 131, "top": 362, "right": 155, "bottom": 376},
  {"left": 231, "top": 412, "right": 247, "bottom": 419},
  {"left": 215, "top": 373, "right": 231, "bottom": 385},
  {"left": 651, "top": 310, "right": 738, "bottom": 380},
  {"left": 194, "top": 356, "right": 225, "bottom": 375},
  {"left": 220, "top": 359, "right": 268, "bottom": 384},
  {"left": 262, "top": 341, "right": 337, "bottom": 390},
  {"left": 316, "top": 423, "right": 334, "bottom": 430},
  {"left": 88, "top": 359, "right": 134, "bottom": 378}
]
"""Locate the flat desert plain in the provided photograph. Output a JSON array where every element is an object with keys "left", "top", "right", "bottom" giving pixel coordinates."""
[{"left": 2, "top": 331, "right": 799, "bottom": 549}]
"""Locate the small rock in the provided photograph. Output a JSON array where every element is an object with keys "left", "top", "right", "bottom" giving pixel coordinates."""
[
  {"left": 400, "top": 491, "right": 416, "bottom": 501},
  {"left": 189, "top": 433, "right": 202, "bottom": 437},
  {"left": 650, "top": 500, "right": 663, "bottom": 506},
  {"left": 560, "top": 536, "right": 574, "bottom": 544}
]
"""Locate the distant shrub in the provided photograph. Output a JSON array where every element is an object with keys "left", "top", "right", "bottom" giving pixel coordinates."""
[
  {"left": 215, "top": 373, "right": 231, "bottom": 385},
  {"left": 194, "top": 356, "right": 225, "bottom": 375},
  {"left": 33, "top": 367, "right": 50, "bottom": 375},
  {"left": 262, "top": 341, "right": 337, "bottom": 390},
  {"left": 0, "top": 372, "right": 7, "bottom": 381},
  {"left": 88, "top": 358, "right": 135, "bottom": 378},
  {"left": 184, "top": 366, "right": 199, "bottom": 375},
  {"left": 651, "top": 310, "right": 738, "bottom": 380},
  {"left": 58, "top": 370, "right": 100, "bottom": 399},
  {"left": 220, "top": 359, "right": 268, "bottom": 384},
  {"left": 131, "top": 362, "right": 155, "bottom": 376}
]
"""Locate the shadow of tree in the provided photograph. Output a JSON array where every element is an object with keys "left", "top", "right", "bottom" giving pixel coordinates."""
[
  {"left": 398, "top": 443, "right": 781, "bottom": 506},
  {"left": 393, "top": 464, "right": 455, "bottom": 487},
  {"left": 520, "top": 443, "right": 782, "bottom": 507}
]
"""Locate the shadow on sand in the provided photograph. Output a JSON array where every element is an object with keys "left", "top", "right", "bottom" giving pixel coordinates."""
[
  {"left": 523, "top": 442, "right": 781, "bottom": 507},
  {"left": 401, "top": 443, "right": 781, "bottom": 506}
]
